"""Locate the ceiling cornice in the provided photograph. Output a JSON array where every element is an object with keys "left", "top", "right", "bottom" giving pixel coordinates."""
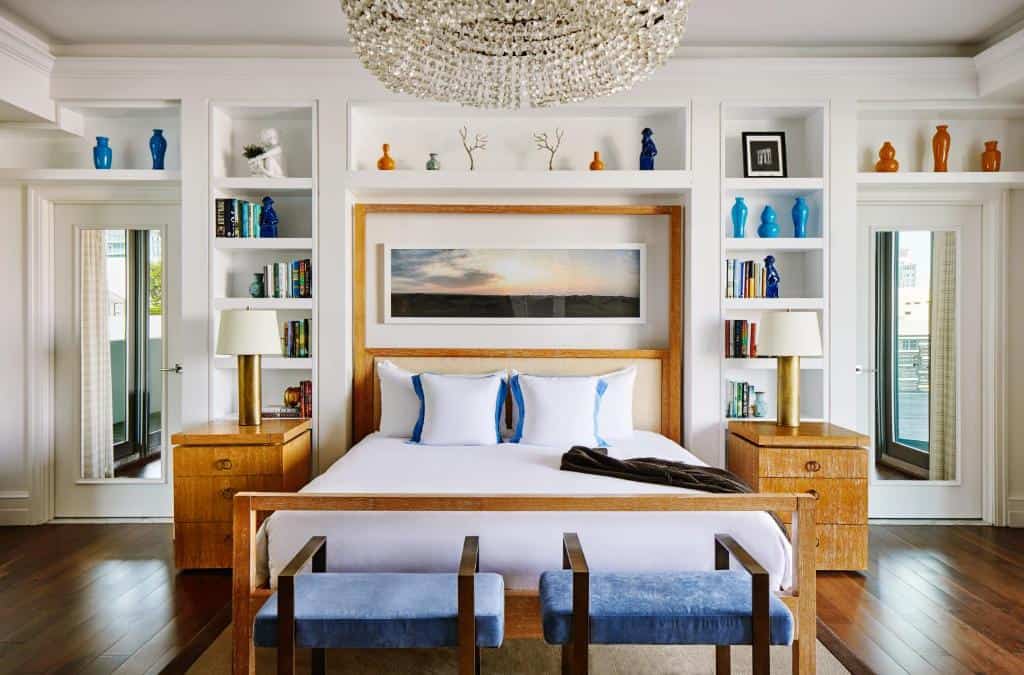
[
  {"left": 0, "top": 14, "right": 54, "bottom": 73},
  {"left": 975, "top": 25, "right": 1024, "bottom": 97}
]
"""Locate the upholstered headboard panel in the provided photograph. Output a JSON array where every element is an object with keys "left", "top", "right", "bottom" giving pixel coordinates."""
[{"left": 370, "top": 354, "right": 665, "bottom": 435}]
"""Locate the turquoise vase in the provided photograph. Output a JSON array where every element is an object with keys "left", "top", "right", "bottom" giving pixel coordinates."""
[
  {"left": 425, "top": 153, "right": 441, "bottom": 170},
  {"left": 93, "top": 137, "right": 112, "bottom": 170},
  {"left": 757, "top": 205, "right": 780, "bottom": 238},
  {"left": 730, "top": 197, "right": 748, "bottom": 238},
  {"left": 792, "top": 197, "right": 809, "bottom": 238},
  {"left": 149, "top": 129, "right": 167, "bottom": 170}
]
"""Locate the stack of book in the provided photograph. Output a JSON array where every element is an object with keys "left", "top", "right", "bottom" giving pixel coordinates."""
[
  {"left": 283, "top": 319, "right": 312, "bottom": 358},
  {"left": 262, "top": 260, "right": 312, "bottom": 299},
  {"left": 215, "top": 197, "right": 271, "bottom": 238},
  {"left": 725, "top": 259, "right": 771, "bottom": 298},
  {"left": 724, "top": 319, "right": 758, "bottom": 358},
  {"left": 262, "top": 380, "right": 313, "bottom": 419},
  {"left": 725, "top": 380, "right": 762, "bottom": 419}
]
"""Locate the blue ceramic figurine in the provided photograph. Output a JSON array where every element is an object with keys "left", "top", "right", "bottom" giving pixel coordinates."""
[
  {"left": 149, "top": 129, "right": 167, "bottom": 170},
  {"left": 93, "top": 137, "right": 112, "bottom": 170},
  {"left": 731, "top": 197, "right": 748, "bottom": 238},
  {"left": 259, "top": 196, "right": 279, "bottom": 238},
  {"left": 757, "top": 205, "right": 780, "bottom": 238},
  {"left": 792, "top": 197, "right": 809, "bottom": 238},
  {"left": 765, "top": 255, "right": 780, "bottom": 298},
  {"left": 639, "top": 127, "right": 657, "bottom": 170}
]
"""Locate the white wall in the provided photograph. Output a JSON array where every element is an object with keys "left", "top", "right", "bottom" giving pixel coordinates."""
[
  {"left": 1007, "top": 190, "right": 1024, "bottom": 526},
  {"left": 0, "top": 185, "right": 28, "bottom": 522}
]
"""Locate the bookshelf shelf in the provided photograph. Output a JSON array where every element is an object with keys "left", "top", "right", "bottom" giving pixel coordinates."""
[
  {"left": 214, "top": 237, "right": 313, "bottom": 251},
  {"left": 0, "top": 168, "right": 181, "bottom": 184},
  {"left": 724, "top": 177, "right": 824, "bottom": 192},
  {"left": 213, "top": 176, "right": 313, "bottom": 192},
  {"left": 724, "top": 237, "right": 823, "bottom": 251},
  {"left": 723, "top": 298, "right": 824, "bottom": 311},
  {"left": 723, "top": 357, "right": 825, "bottom": 370},
  {"left": 345, "top": 169, "right": 693, "bottom": 196},
  {"left": 213, "top": 297, "right": 313, "bottom": 311},
  {"left": 214, "top": 356, "right": 312, "bottom": 370},
  {"left": 856, "top": 171, "right": 1024, "bottom": 188}
]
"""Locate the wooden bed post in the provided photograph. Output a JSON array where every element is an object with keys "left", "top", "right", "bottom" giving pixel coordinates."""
[
  {"left": 791, "top": 494, "right": 817, "bottom": 675},
  {"left": 232, "top": 494, "right": 256, "bottom": 675}
]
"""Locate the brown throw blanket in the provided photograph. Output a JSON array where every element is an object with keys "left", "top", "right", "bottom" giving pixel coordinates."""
[{"left": 560, "top": 446, "right": 786, "bottom": 533}]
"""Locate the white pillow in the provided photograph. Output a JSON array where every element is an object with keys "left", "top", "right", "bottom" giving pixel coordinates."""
[
  {"left": 414, "top": 372, "right": 507, "bottom": 445},
  {"left": 377, "top": 360, "right": 420, "bottom": 437},
  {"left": 597, "top": 366, "right": 637, "bottom": 440},
  {"left": 510, "top": 373, "right": 607, "bottom": 448}
]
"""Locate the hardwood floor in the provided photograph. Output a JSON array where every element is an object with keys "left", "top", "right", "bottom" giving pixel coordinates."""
[
  {"left": 818, "top": 525, "right": 1024, "bottom": 674},
  {"left": 0, "top": 523, "right": 1021, "bottom": 674},
  {"left": 0, "top": 524, "right": 229, "bottom": 675}
]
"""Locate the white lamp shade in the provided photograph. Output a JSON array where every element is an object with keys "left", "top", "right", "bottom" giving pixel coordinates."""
[
  {"left": 758, "top": 311, "right": 822, "bottom": 357},
  {"left": 216, "top": 310, "right": 281, "bottom": 355}
]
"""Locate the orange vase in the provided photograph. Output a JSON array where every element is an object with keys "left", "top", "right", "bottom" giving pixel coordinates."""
[
  {"left": 874, "top": 141, "right": 899, "bottom": 172},
  {"left": 377, "top": 143, "right": 395, "bottom": 171},
  {"left": 981, "top": 140, "right": 1001, "bottom": 172},
  {"left": 932, "top": 125, "right": 950, "bottom": 172},
  {"left": 589, "top": 151, "right": 605, "bottom": 171}
]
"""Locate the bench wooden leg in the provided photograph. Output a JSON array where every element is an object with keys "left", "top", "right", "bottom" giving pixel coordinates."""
[
  {"left": 312, "top": 648, "right": 325, "bottom": 675},
  {"left": 716, "top": 645, "right": 730, "bottom": 674}
]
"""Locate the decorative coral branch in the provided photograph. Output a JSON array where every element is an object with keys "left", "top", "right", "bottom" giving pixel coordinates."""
[
  {"left": 459, "top": 125, "right": 488, "bottom": 170},
  {"left": 534, "top": 128, "right": 564, "bottom": 171}
]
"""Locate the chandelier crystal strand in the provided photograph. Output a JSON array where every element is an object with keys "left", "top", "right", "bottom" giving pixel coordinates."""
[{"left": 341, "top": 0, "right": 690, "bottom": 108}]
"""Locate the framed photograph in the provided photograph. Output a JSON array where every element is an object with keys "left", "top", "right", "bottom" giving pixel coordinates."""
[
  {"left": 742, "top": 131, "right": 788, "bottom": 178},
  {"left": 384, "top": 244, "right": 646, "bottom": 324}
]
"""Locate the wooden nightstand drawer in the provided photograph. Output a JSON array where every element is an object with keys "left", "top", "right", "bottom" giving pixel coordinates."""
[
  {"left": 815, "top": 524, "right": 868, "bottom": 570},
  {"left": 174, "top": 475, "right": 282, "bottom": 522},
  {"left": 173, "top": 445, "right": 285, "bottom": 477},
  {"left": 174, "top": 522, "right": 233, "bottom": 569},
  {"left": 759, "top": 448, "right": 868, "bottom": 479},
  {"left": 761, "top": 477, "right": 867, "bottom": 524}
]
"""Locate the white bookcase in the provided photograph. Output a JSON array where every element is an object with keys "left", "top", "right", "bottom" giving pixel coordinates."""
[
  {"left": 208, "top": 102, "right": 318, "bottom": 434},
  {"left": 719, "top": 102, "right": 830, "bottom": 426}
]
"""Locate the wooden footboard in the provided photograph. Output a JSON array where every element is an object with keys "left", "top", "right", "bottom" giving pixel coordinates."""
[{"left": 232, "top": 492, "right": 816, "bottom": 675}]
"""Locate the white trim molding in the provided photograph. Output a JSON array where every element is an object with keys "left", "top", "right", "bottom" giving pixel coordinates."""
[
  {"left": 0, "top": 14, "right": 53, "bottom": 74},
  {"left": 975, "top": 25, "right": 1024, "bottom": 98}
]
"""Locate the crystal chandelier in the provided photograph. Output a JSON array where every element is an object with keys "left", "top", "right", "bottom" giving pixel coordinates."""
[{"left": 340, "top": 0, "right": 690, "bottom": 109}]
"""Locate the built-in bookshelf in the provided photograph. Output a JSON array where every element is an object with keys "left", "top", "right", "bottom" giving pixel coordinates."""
[
  {"left": 719, "top": 102, "right": 830, "bottom": 429},
  {"left": 208, "top": 102, "right": 318, "bottom": 435}
]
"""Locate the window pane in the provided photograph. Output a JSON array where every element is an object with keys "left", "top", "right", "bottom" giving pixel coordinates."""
[
  {"left": 147, "top": 230, "right": 163, "bottom": 451},
  {"left": 893, "top": 231, "right": 930, "bottom": 450},
  {"left": 106, "top": 230, "right": 128, "bottom": 446}
]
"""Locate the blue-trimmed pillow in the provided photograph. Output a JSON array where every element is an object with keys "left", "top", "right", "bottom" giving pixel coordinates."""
[
  {"left": 509, "top": 373, "right": 607, "bottom": 448},
  {"left": 412, "top": 372, "right": 507, "bottom": 445}
]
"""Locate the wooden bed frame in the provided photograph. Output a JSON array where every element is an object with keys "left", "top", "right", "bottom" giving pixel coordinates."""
[{"left": 230, "top": 204, "right": 818, "bottom": 674}]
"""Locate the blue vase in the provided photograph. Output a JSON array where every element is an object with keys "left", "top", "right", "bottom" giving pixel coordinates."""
[
  {"left": 730, "top": 197, "right": 748, "bottom": 238},
  {"left": 93, "top": 137, "right": 112, "bottom": 170},
  {"left": 791, "top": 197, "right": 809, "bottom": 238},
  {"left": 149, "top": 129, "right": 167, "bottom": 170},
  {"left": 639, "top": 127, "right": 657, "bottom": 170},
  {"left": 757, "top": 205, "right": 780, "bottom": 238},
  {"left": 765, "top": 255, "right": 781, "bottom": 298}
]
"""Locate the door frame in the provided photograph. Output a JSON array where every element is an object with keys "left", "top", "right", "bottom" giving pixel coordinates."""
[
  {"left": 25, "top": 184, "right": 181, "bottom": 524},
  {"left": 856, "top": 189, "right": 1007, "bottom": 524}
]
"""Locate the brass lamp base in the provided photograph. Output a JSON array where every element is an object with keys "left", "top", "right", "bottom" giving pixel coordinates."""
[
  {"left": 776, "top": 355, "right": 800, "bottom": 428},
  {"left": 237, "top": 354, "right": 262, "bottom": 427}
]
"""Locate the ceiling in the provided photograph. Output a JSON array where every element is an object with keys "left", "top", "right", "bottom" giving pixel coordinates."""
[{"left": 2, "top": 0, "right": 1023, "bottom": 52}]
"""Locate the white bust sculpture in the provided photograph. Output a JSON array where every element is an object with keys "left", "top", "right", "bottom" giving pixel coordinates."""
[{"left": 248, "top": 128, "right": 286, "bottom": 178}]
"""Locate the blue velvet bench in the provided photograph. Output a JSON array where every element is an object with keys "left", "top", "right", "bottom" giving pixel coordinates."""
[
  {"left": 539, "top": 533, "right": 794, "bottom": 675},
  {"left": 254, "top": 535, "right": 504, "bottom": 675}
]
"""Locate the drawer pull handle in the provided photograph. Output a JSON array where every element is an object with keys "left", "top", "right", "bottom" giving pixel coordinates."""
[
  {"left": 816, "top": 536, "right": 820, "bottom": 548},
  {"left": 224, "top": 534, "right": 232, "bottom": 543},
  {"left": 220, "top": 488, "right": 237, "bottom": 500},
  {"left": 806, "top": 489, "right": 820, "bottom": 500},
  {"left": 805, "top": 460, "right": 821, "bottom": 473},
  {"left": 216, "top": 458, "right": 233, "bottom": 471}
]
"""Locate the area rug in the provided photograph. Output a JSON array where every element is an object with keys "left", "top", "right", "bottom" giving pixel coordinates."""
[{"left": 188, "top": 626, "right": 849, "bottom": 674}]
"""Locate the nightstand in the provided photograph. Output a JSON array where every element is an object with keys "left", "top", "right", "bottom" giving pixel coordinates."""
[
  {"left": 171, "top": 418, "right": 312, "bottom": 569},
  {"left": 726, "top": 421, "right": 869, "bottom": 571}
]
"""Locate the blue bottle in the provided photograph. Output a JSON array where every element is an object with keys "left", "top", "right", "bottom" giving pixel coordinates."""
[
  {"left": 765, "top": 255, "right": 781, "bottom": 298},
  {"left": 757, "top": 205, "right": 780, "bottom": 238},
  {"left": 259, "top": 196, "right": 279, "bottom": 238},
  {"left": 731, "top": 197, "right": 748, "bottom": 238},
  {"left": 93, "top": 137, "right": 112, "bottom": 170},
  {"left": 639, "top": 127, "right": 657, "bottom": 170},
  {"left": 149, "top": 129, "right": 167, "bottom": 170},
  {"left": 792, "top": 197, "right": 809, "bottom": 238}
]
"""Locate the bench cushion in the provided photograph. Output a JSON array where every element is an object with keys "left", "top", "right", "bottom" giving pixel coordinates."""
[
  {"left": 539, "top": 570, "right": 793, "bottom": 646},
  {"left": 254, "top": 572, "right": 504, "bottom": 649}
]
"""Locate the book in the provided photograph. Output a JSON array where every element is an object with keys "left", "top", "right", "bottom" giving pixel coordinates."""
[{"left": 215, "top": 198, "right": 228, "bottom": 237}]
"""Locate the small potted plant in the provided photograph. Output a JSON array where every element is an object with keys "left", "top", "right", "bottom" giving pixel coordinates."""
[{"left": 243, "top": 144, "right": 266, "bottom": 176}]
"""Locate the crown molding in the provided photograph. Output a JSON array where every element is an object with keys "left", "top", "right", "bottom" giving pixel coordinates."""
[
  {"left": 0, "top": 14, "right": 54, "bottom": 73},
  {"left": 975, "top": 25, "right": 1024, "bottom": 98}
]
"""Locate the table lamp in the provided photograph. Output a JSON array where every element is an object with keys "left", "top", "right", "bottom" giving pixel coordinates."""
[
  {"left": 757, "top": 311, "right": 822, "bottom": 428},
  {"left": 216, "top": 309, "right": 281, "bottom": 426}
]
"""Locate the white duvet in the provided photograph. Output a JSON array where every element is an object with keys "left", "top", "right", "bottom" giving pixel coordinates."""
[{"left": 259, "top": 432, "right": 793, "bottom": 591}]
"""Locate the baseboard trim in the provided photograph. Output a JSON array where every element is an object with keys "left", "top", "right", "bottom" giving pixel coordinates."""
[
  {"left": 869, "top": 518, "right": 990, "bottom": 525},
  {"left": 1008, "top": 498, "right": 1024, "bottom": 527},
  {"left": 50, "top": 516, "right": 173, "bottom": 524}
]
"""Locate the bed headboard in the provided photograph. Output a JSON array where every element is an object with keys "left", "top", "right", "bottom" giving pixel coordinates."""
[{"left": 352, "top": 204, "right": 683, "bottom": 444}]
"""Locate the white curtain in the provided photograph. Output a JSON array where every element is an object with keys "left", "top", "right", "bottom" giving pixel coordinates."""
[
  {"left": 81, "top": 230, "right": 114, "bottom": 479},
  {"left": 928, "top": 231, "right": 957, "bottom": 481}
]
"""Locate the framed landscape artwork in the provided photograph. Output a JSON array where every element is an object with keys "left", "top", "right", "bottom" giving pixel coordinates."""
[{"left": 384, "top": 245, "right": 646, "bottom": 324}]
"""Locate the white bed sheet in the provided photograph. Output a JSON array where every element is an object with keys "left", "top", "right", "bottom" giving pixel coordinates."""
[{"left": 260, "top": 432, "right": 793, "bottom": 591}]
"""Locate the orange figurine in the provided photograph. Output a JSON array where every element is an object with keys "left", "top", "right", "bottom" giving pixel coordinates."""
[
  {"left": 377, "top": 143, "right": 395, "bottom": 170},
  {"left": 589, "top": 151, "right": 605, "bottom": 171},
  {"left": 932, "top": 125, "right": 950, "bottom": 172},
  {"left": 981, "top": 140, "right": 1001, "bottom": 172},
  {"left": 875, "top": 142, "right": 899, "bottom": 172}
]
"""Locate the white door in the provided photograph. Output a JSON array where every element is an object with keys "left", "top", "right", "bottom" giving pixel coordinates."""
[
  {"left": 54, "top": 203, "right": 180, "bottom": 518},
  {"left": 857, "top": 202, "right": 983, "bottom": 519}
]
